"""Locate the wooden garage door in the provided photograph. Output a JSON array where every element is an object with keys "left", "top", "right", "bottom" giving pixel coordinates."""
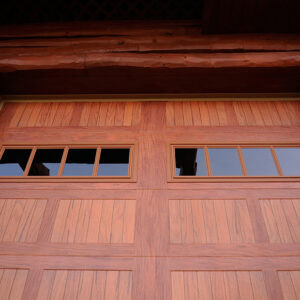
[{"left": 0, "top": 100, "right": 299, "bottom": 299}]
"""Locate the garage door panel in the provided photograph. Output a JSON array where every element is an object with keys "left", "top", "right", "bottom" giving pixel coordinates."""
[
  {"left": 260, "top": 199, "right": 300, "bottom": 243},
  {"left": 37, "top": 270, "right": 133, "bottom": 300},
  {"left": 278, "top": 271, "right": 300, "bottom": 300},
  {"left": 0, "top": 199, "right": 47, "bottom": 242},
  {"left": 0, "top": 269, "right": 28, "bottom": 300},
  {"left": 169, "top": 199, "right": 255, "bottom": 244},
  {"left": 51, "top": 199, "right": 136, "bottom": 243},
  {"left": 171, "top": 271, "right": 269, "bottom": 300}
]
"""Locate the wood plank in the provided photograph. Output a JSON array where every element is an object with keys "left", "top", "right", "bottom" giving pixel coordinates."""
[
  {"left": 52, "top": 103, "right": 66, "bottom": 126},
  {"left": 236, "top": 271, "right": 255, "bottom": 300},
  {"left": 224, "top": 271, "right": 240, "bottom": 300},
  {"left": 97, "top": 102, "right": 109, "bottom": 126},
  {"left": 290, "top": 271, "right": 300, "bottom": 297},
  {"left": 260, "top": 200, "right": 282, "bottom": 243},
  {"left": 198, "top": 101, "right": 210, "bottom": 125},
  {"left": 182, "top": 102, "right": 193, "bottom": 126},
  {"left": 123, "top": 102, "right": 134, "bottom": 126},
  {"left": 74, "top": 199, "right": 93, "bottom": 243},
  {"left": 270, "top": 200, "right": 294, "bottom": 243},
  {"left": 111, "top": 199, "right": 126, "bottom": 243},
  {"left": 180, "top": 200, "right": 194, "bottom": 243},
  {"left": 0, "top": 269, "right": 28, "bottom": 300},
  {"left": 242, "top": 101, "right": 256, "bottom": 125},
  {"left": 131, "top": 102, "right": 142, "bottom": 127},
  {"left": 99, "top": 200, "right": 115, "bottom": 243},
  {"left": 43, "top": 103, "right": 59, "bottom": 127},
  {"left": 80, "top": 102, "right": 92, "bottom": 126},
  {"left": 233, "top": 101, "right": 247, "bottom": 125},
  {"left": 114, "top": 102, "right": 125, "bottom": 126},
  {"left": 215, "top": 101, "right": 228, "bottom": 125},
  {"left": 174, "top": 102, "right": 184, "bottom": 126},
  {"left": 214, "top": 200, "right": 231, "bottom": 243},
  {"left": 206, "top": 102, "right": 220, "bottom": 126},
  {"left": 0, "top": 199, "right": 46, "bottom": 242},
  {"left": 122, "top": 200, "right": 136, "bottom": 243},
  {"left": 37, "top": 270, "right": 133, "bottom": 300},
  {"left": 26, "top": 103, "right": 43, "bottom": 127},
  {"left": 278, "top": 271, "right": 297, "bottom": 300},
  {"left": 249, "top": 102, "right": 265, "bottom": 125},
  {"left": 169, "top": 200, "right": 182, "bottom": 243},
  {"left": 106, "top": 102, "right": 117, "bottom": 126},
  {"left": 190, "top": 200, "right": 207, "bottom": 243},
  {"left": 202, "top": 200, "right": 219, "bottom": 243},
  {"left": 88, "top": 103, "right": 101, "bottom": 126},
  {"left": 86, "top": 200, "right": 102, "bottom": 243},
  {"left": 9, "top": 103, "right": 26, "bottom": 127},
  {"left": 17, "top": 103, "right": 35, "bottom": 127},
  {"left": 281, "top": 200, "right": 300, "bottom": 242},
  {"left": 183, "top": 271, "right": 198, "bottom": 300},
  {"left": 190, "top": 101, "right": 202, "bottom": 126},
  {"left": 250, "top": 271, "right": 269, "bottom": 300}
]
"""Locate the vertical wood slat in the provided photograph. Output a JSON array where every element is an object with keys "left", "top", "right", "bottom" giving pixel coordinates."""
[
  {"left": 43, "top": 103, "right": 59, "bottom": 127},
  {"left": 123, "top": 102, "right": 134, "bottom": 126},
  {"left": 87, "top": 103, "right": 101, "bottom": 126},
  {"left": 114, "top": 102, "right": 125, "bottom": 126},
  {"left": 182, "top": 102, "right": 193, "bottom": 126},
  {"left": 9, "top": 103, "right": 27, "bottom": 127}
]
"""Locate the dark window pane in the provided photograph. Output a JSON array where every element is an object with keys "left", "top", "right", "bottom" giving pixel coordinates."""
[
  {"left": 175, "top": 148, "right": 207, "bottom": 176},
  {"left": 29, "top": 149, "right": 64, "bottom": 176},
  {"left": 208, "top": 148, "right": 243, "bottom": 176},
  {"left": 63, "top": 149, "right": 96, "bottom": 176},
  {"left": 275, "top": 148, "right": 300, "bottom": 176},
  {"left": 98, "top": 149, "right": 130, "bottom": 176},
  {"left": 242, "top": 148, "right": 278, "bottom": 176},
  {"left": 0, "top": 149, "right": 31, "bottom": 176}
]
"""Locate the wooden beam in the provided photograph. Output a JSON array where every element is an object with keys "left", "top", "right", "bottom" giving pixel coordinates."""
[{"left": 0, "top": 21, "right": 299, "bottom": 72}]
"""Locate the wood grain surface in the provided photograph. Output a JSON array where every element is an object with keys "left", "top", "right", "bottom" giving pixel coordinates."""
[{"left": 0, "top": 100, "right": 299, "bottom": 299}]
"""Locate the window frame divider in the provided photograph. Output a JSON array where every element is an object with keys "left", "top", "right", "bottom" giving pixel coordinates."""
[{"left": 23, "top": 147, "right": 37, "bottom": 176}]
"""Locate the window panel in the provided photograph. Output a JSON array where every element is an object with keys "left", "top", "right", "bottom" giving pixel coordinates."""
[
  {"left": 242, "top": 148, "right": 278, "bottom": 176},
  {"left": 0, "top": 149, "right": 31, "bottom": 176},
  {"left": 63, "top": 149, "right": 96, "bottom": 176},
  {"left": 29, "top": 149, "right": 64, "bottom": 176},
  {"left": 208, "top": 148, "right": 243, "bottom": 176},
  {"left": 98, "top": 148, "right": 130, "bottom": 176},
  {"left": 275, "top": 148, "right": 300, "bottom": 176},
  {"left": 175, "top": 148, "right": 207, "bottom": 176}
]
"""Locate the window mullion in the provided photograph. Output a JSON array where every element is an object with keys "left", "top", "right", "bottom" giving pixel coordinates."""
[
  {"left": 23, "top": 147, "right": 37, "bottom": 176},
  {"left": 58, "top": 146, "right": 69, "bottom": 176}
]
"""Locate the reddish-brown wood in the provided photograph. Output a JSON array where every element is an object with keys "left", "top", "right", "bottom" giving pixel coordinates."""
[
  {"left": 0, "top": 101, "right": 299, "bottom": 299},
  {"left": 0, "top": 21, "right": 299, "bottom": 94}
]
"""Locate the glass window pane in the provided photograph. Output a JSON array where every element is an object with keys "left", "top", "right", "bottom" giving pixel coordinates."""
[
  {"left": 63, "top": 149, "right": 96, "bottom": 176},
  {"left": 0, "top": 149, "right": 31, "bottom": 176},
  {"left": 98, "top": 148, "right": 130, "bottom": 176},
  {"left": 242, "top": 148, "right": 278, "bottom": 176},
  {"left": 275, "top": 148, "right": 300, "bottom": 175},
  {"left": 29, "top": 149, "right": 64, "bottom": 176},
  {"left": 208, "top": 148, "right": 243, "bottom": 176},
  {"left": 175, "top": 148, "right": 207, "bottom": 176}
]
